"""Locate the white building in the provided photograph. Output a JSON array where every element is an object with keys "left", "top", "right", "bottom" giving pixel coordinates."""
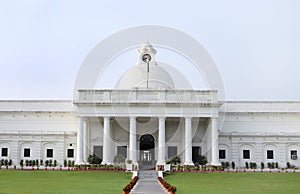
[{"left": 1, "top": 43, "right": 300, "bottom": 169}]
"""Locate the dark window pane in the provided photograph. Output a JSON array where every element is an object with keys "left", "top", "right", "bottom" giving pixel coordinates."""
[
  {"left": 93, "top": 146, "right": 103, "bottom": 159},
  {"left": 243, "top": 150, "right": 250, "bottom": 159},
  {"left": 192, "top": 146, "right": 201, "bottom": 162},
  {"left": 117, "top": 146, "right": 127, "bottom": 158},
  {"left": 219, "top": 150, "right": 226, "bottom": 159},
  {"left": 168, "top": 146, "right": 177, "bottom": 159},
  {"left": 67, "top": 149, "right": 74, "bottom": 158},
  {"left": 291, "top": 150, "right": 297, "bottom": 160},
  {"left": 267, "top": 150, "right": 274, "bottom": 159},
  {"left": 47, "top": 149, "right": 53, "bottom": 158},
  {"left": 1, "top": 148, "right": 8, "bottom": 157},
  {"left": 24, "top": 148, "right": 30, "bottom": 157}
]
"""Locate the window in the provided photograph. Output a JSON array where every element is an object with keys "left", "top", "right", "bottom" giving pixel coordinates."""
[
  {"left": 219, "top": 150, "right": 226, "bottom": 159},
  {"left": 93, "top": 146, "right": 103, "bottom": 159},
  {"left": 47, "top": 149, "right": 53, "bottom": 158},
  {"left": 117, "top": 146, "right": 127, "bottom": 158},
  {"left": 291, "top": 150, "right": 297, "bottom": 160},
  {"left": 243, "top": 150, "right": 250, "bottom": 159},
  {"left": 267, "top": 150, "right": 274, "bottom": 159},
  {"left": 168, "top": 146, "right": 178, "bottom": 159},
  {"left": 67, "top": 149, "right": 74, "bottom": 158},
  {"left": 192, "top": 147, "right": 201, "bottom": 162},
  {"left": 1, "top": 148, "right": 8, "bottom": 157},
  {"left": 24, "top": 148, "right": 30, "bottom": 157}
]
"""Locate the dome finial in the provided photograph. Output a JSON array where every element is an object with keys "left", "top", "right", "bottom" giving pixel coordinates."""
[{"left": 138, "top": 41, "right": 157, "bottom": 57}]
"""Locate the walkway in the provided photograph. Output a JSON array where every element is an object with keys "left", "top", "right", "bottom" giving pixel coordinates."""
[{"left": 130, "top": 170, "right": 168, "bottom": 194}]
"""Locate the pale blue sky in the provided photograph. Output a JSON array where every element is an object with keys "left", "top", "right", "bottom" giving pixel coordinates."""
[{"left": 0, "top": 0, "right": 299, "bottom": 100}]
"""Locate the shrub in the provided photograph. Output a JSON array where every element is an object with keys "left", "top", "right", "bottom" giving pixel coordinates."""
[
  {"left": 87, "top": 154, "right": 102, "bottom": 164},
  {"left": 197, "top": 155, "right": 207, "bottom": 165},
  {"left": 275, "top": 162, "right": 279, "bottom": 169},
  {"left": 245, "top": 162, "right": 249, "bottom": 169},
  {"left": 261, "top": 162, "right": 264, "bottom": 169},
  {"left": 20, "top": 159, "right": 24, "bottom": 167},
  {"left": 40, "top": 159, "right": 43, "bottom": 166},
  {"left": 287, "top": 162, "right": 291, "bottom": 169},
  {"left": 113, "top": 155, "right": 125, "bottom": 164},
  {"left": 54, "top": 160, "right": 57, "bottom": 167},
  {"left": 231, "top": 161, "right": 235, "bottom": 169}
]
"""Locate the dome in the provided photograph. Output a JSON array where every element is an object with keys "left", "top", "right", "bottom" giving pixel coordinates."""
[{"left": 116, "top": 42, "right": 175, "bottom": 89}]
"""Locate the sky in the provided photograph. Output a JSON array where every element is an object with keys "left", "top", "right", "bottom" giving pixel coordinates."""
[{"left": 0, "top": 0, "right": 299, "bottom": 100}]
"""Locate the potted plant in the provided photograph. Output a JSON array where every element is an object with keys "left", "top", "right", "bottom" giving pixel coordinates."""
[
  {"left": 20, "top": 159, "right": 24, "bottom": 169},
  {"left": 126, "top": 159, "right": 133, "bottom": 171},
  {"left": 260, "top": 162, "right": 264, "bottom": 172}
]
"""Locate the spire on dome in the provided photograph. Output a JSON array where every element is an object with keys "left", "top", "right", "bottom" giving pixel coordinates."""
[{"left": 138, "top": 41, "right": 157, "bottom": 57}]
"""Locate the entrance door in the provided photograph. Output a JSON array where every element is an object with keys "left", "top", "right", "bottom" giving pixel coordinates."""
[{"left": 139, "top": 134, "right": 155, "bottom": 169}]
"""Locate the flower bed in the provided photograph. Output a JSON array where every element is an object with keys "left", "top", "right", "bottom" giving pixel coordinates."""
[
  {"left": 123, "top": 176, "right": 138, "bottom": 194},
  {"left": 158, "top": 177, "right": 177, "bottom": 194}
]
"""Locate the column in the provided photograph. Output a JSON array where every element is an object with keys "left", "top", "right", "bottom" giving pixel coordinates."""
[
  {"left": 83, "top": 119, "right": 89, "bottom": 163},
  {"left": 129, "top": 117, "right": 137, "bottom": 164},
  {"left": 102, "top": 117, "right": 112, "bottom": 164},
  {"left": 75, "top": 117, "right": 85, "bottom": 164},
  {"left": 157, "top": 117, "right": 166, "bottom": 165},
  {"left": 184, "top": 117, "right": 194, "bottom": 165},
  {"left": 210, "top": 117, "right": 220, "bottom": 166}
]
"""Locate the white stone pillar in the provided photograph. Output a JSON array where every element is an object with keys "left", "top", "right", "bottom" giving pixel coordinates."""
[
  {"left": 157, "top": 117, "right": 166, "bottom": 165},
  {"left": 184, "top": 117, "right": 194, "bottom": 165},
  {"left": 102, "top": 116, "right": 112, "bottom": 164},
  {"left": 83, "top": 119, "right": 89, "bottom": 163},
  {"left": 210, "top": 117, "right": 220, "bottom": 166},
  {"left": 75, "top": 117, "right": 85, "bottom": 164},
  {"left": 129, "top": 117, "right": 137, "bottom": 164}
]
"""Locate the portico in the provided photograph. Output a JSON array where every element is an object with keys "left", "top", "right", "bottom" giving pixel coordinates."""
[{"left": 74, "top": 89, "right": 221, "bottom": 167}]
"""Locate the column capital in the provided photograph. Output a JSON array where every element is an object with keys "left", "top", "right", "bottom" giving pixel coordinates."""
[
  {"left": 185, "top": 116, "right": 192, "bottom": 120},
  {"left": 129, "top": 116, "right": 136, "bottom": 120},
  {"left": 158, "top": 116, "right": 166, "bottom": 121}
]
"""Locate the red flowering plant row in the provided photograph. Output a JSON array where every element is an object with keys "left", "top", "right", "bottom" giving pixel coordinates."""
[
  {"left": 158, "top": 177, "right": 177, "bottom": 193},
  {"left": 123, "top": 176, "right": 138, "bottom": 194}
]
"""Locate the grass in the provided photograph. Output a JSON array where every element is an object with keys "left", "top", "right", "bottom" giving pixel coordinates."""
[
  {"left": 0, "top": 170, "right": 132, "bottom": 194},
  {"left": 165, "top": 172, "right": 300, "bottom": 194}
]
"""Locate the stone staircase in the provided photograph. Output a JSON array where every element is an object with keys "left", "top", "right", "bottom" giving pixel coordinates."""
[
  {"left": 138, "top": 170, "right": 158, "bottom": 179},
  {"left": 130, "top": 170, "right": 168, "bottom": 194}
]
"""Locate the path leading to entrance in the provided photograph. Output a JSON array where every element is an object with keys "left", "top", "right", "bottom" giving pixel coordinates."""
[{"left": 130, "top": 170, "right": 168, "bottom": 194}]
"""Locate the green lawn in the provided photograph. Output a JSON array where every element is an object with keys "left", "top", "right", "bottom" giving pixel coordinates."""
[
  {"left": 0, "top": 170, "right": 132, "bottom": 194},
  {"left": 165, "top": 172, "right": 300, "bottom": 194}
]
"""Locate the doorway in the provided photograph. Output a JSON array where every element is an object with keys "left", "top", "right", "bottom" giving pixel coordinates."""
[{"left": 139, "top": 134, "right": 155, "bottom": 169}]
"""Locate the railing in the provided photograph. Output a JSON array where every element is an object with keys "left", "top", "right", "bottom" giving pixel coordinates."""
[{"left": 75, "top": 89, "right": 218, "bottom": 104}]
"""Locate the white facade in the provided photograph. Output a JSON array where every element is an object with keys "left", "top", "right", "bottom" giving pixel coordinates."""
[{"left": 1, "top": 43, "right": 300, "bottom": 168}]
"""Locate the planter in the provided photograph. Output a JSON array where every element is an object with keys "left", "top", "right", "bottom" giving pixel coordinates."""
[
  {"left": 164, "top": 164, "right": 171, "bottom": 172},
  {"left": 126, "top": 164, "right": 132, "bottom": 171}
]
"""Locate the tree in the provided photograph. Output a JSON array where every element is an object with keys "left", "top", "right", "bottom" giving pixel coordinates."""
[
  {"left": 87, "top": 154, "right": 102, "bottom": 164},
  {"left": 197, "top": 155, "right": 207, "bottom": 165}
]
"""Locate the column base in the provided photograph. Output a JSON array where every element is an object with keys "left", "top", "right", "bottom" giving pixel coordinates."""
[
  {"left": 101, "top": 161, "right": 113, "bottom": 165},
  {"left": 156, "top": 161, "right": 166, "bottom": 166},
  {"left": 184, "top": 162, "right": 194, "bottom": 166},
  {"left": 75, "top": 160, "right": 85, "bottom": 165},
  {"left": 207, "top": 162, "right": 221, "bottom": 166}
]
